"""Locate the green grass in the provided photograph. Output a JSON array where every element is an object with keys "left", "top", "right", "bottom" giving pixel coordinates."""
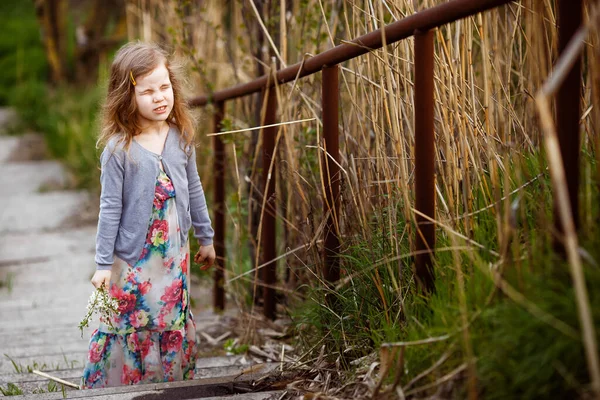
[
  {"left": 0, "top": 0, "right": 47, "bottom": 106},
  {"left": 32, "top": 381, "right": 60, "bottom": 394},
  {"left": 0, "top": 383, "right": 23, "bottom": 396},
  {"left": 1, "top": 0, "right": 102, "bottom": 190},
  {"left": 10, "top": 83, "right": 103, "bottom": 189},
  {"left": 4, "top": 354, "right": 50, "bottom": 374},
  {"left": 292, "top": 152, "right": 600, "bottom": 399}
]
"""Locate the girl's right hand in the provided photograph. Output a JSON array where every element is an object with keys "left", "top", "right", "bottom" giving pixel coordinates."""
[{"left": 91, "top": 270, "right": 112, "bottom": 289}]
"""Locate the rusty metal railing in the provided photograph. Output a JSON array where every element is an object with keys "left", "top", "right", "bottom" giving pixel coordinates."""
[{"left": 191, "top": 0, "right": 583, "bottom": 316}]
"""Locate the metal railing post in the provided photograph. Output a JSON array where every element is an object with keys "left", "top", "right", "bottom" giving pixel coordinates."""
[
  {"left": 414, "top": 29, "right": 435, "bottom": 294},
  {"left": 213, "top": 101, "right": 226, "bottom": 311},
  {"left": 262, "top": 88, "right": 278, "bottom": 320},
  {"left": 556, "top": 0, "right": 582, "bottom": 233},
  {"left": 322, "top": 65, "right": 341, "bottom": 287}
]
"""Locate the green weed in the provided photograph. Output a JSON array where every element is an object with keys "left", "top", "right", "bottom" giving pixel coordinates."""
[
  {"left": 4, "top": 354, "right": 50, "bottom": 375},
  {"left": 293, "top": 152, "right": 600, "bottom": 398},
  {"left": 224, "top": 338, "right": 250, "bottom": 355},
  {"left": 0, "top": 0, "right": 47, "bottom": 106},
  {"left": 32, "top": 381, "right": 60, "bottom": 394},
  {"left": 0, "top": 273, "right": 14, "bottom": 293},
  {"left": 0, "top": 383, "right": 23, "bottom": 396}
]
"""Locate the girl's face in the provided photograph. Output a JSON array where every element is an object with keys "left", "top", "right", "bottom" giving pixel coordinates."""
[{"left": 133, "top": 63, "right": 174, "bottom": 129}]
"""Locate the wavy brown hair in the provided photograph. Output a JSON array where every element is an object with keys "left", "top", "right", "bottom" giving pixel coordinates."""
[{"left": 97, "top": 42, "right": 196, "bottom": 153}]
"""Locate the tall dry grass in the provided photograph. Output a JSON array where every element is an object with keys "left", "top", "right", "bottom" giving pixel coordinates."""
[
  {"left": 122, "top": 0, "right": 549, "bottom": 276},
  {"left": 123, "top": 1, "right": 600, "bottom": 397}
]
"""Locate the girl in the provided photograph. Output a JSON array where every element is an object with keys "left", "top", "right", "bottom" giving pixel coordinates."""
[{"left": 81, "top": 42, "right": 216, "bottom": 388}]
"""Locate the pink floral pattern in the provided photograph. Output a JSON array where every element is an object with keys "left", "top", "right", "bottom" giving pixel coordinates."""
[{"left": 82, "top": 170, "right": 197, "bottom": 388}]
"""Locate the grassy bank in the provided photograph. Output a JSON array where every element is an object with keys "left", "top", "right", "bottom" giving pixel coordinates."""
[
  {"left": 1, "top": 0, "right": 103, "bottom": 190},
  {"left": 12, "top": 83, "right": 103, "bottom": 189},
  {"left": 293, "top": 151, "right": 600, "bottom": 398},
  {"left": 0, "top": 1, "right": 47, "bottom": 106}
]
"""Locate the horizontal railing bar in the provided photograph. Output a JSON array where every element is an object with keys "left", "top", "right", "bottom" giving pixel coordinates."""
[{"left": 189, "top": 0, "right": 515, "bottom": 107}]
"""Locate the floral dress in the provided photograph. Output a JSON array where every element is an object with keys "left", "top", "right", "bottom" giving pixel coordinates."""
[{"left": 82, "top": 170, "right": 198, "bottom": 388}]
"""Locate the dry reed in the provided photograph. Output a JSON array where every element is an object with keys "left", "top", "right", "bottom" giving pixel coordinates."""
[{"left": 122, "top": 1, "right": 599, "bottom": 397}]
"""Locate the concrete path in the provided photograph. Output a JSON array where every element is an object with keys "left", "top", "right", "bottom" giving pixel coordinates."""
[
  {"left": 0, "top": 112, "right": 94, "bottom": 377},
  {"left": 0, "top": 108, "right": 285, "bottom": 398}
]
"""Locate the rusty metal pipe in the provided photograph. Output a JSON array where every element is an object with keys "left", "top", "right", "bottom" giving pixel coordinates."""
[
  {"left": 322, "top": 65, "right": 341, "bottom": 286},
  {"left": 414, "top": 30, "right": 435, "bottom": 294},
  {"left": 262, "top": 88, "right": 278, "bottom": 320},
  {"left": 556, "top": 0, "right": 582, "bottom": 233},
  {"left": 213, "top": 101, "right": 226, "bottom": 311},
  {"left": 190, "top": 0, "right": 515, "bottom": 107}
]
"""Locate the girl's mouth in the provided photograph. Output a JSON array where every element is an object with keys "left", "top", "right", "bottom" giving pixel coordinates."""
[{"left": 154, "top": 106, "right": 167, "bottom": 113}]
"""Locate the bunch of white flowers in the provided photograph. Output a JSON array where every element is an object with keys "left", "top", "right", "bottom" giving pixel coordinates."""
[{"left": 78, "top": 284, "right": 119, "bottom": 337}]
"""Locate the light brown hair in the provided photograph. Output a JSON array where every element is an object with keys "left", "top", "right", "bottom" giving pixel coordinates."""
[{"left": 97, "top": 42, "right": 195, "bottom": 152}]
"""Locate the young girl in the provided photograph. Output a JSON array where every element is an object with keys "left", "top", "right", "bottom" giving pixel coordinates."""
[{"left": 81, "top": 42, "right": 216, "bottom": 388}]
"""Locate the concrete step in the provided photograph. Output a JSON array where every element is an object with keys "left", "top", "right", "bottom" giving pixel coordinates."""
[
  {"left": 3, "top": 342, "right": 93, "bottom": 360},
  {"left": 1, "top": 161, "right": 70, "bottom": 194},
  {"left": 0, "top": 136, "right": 20, "bottom": 163},
  {"left": 0, "top": 107, "right": 18, "bottom": 134},
  {"left": 0, "top": 353, "right": 251, "bottom": 376},
  {"left": 14, "top": 390, "right": 285, "bottom": 400},
  {"left": 0, "top": 254, "right": 96, "bottom": 319},
  {"left": 7, "top": 375, "right": 286, "bottom": 399},
  {"left": 0, "top": 227, "right": 96, "bottom": 266},
  {"left": 0, "top": 358, "right": 272, "bottom": 385},
  {"left": 0, "top": 353, "right": 87, "bottom": 375},
  {"left": 0, "top": 345, "right": 253, "bottom": 371},
  {"left": 0, "top": 360, "right": 282, "bottom": 398},
  {"left": 1, "top": 191, "right": 90, "bottom": 233},
  {"left": 0, "top": 132, "right": 49, "bottom": 163}
]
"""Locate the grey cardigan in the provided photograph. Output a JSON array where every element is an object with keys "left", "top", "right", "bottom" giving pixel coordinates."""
[{"left": 95, "top": 125, "right": 214, "bottom": 270}]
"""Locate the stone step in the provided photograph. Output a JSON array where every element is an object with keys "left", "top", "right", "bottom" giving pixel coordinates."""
[
  {"left": 1, "top": 304, "right": 102, "bottom": 327},
  {"left": 0, "top": 136, "right": 20, "bottom": 163},
  {"left": 0, "top": 353, "right": 87, "bottom": 375},
  {"left": 1, "top": 191, "right": 90, "bottom": 233},
  {"left": 1, "top": 304, "right": 227, "bottom": 337},
  {"left": 4, "top": 383, "right": 284, "bottom": 399},
  {"left": 1, "top": 363, "right": 282, "bottom": 398},
  {"left": 7, "top": 375, "right": 285, "bottom": 399},
  {"left": 1, "top": 161, "right": 70, "bottom": 194},
  {"left": 0, "top": 352, "right": 252, "bottom": 375},
  {"left": 0, "top": 323, "right": 97, "bottom": 337},
  {"left": 0, "top": 354, "right": 249, "bottom": 376},
  {"left": 0, "top": 323, "right": 215, "bottom": 350},
  {"left": 3, "top": 342, "right": 95, "bottom": 360},
  {"left": 0, "top": 254, "right": 96, "bottom": 321},
  {"left": 1, "top": 333, "right": 92, "bottom": 358},
  {"left": 0, "top": 130, "right": 49, "bottom": 162},
  {"left": 0, "top": 107, "right": 19, "bottom": 134},
  {"left": 0, "top": 359, "right": 273, "bottom": 386},
  {"left": 14, "top": 390, "right": 285, "bottom": 400},
  {"left": 0, "top": 296, "right": 95, "bottom": 312},
  {"left": 0, "top": 228, "right": 96, "bottom": 266},
  {"left": 0, "top": 299, "right": 227, "bottom": 325}
]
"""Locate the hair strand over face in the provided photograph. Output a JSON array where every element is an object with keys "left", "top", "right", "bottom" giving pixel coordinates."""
[{"left": 97, "top": 41, "right": 196, "bottom": 154}]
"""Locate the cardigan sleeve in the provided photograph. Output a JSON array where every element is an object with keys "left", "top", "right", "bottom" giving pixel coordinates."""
[
  {"left": 95, "top": 143, "right": 125, "bottom": 270},
  {"left": 186, "top": 145, "right": 214, "bottom": 246}
]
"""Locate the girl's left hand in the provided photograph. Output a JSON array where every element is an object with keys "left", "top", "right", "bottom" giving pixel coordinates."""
[{"left": 194, "top": 244, "right": 216, "bottom": 270}]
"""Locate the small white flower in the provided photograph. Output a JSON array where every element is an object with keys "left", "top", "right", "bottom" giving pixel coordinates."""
[{"left": 78, "top": 284, "right": 119, "bottom": 337}]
